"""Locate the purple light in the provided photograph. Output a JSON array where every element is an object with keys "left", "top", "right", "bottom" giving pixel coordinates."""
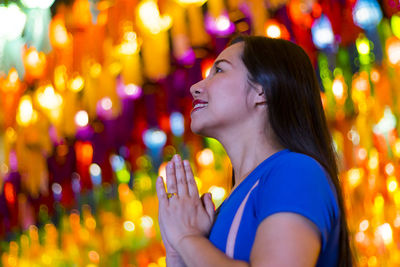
[
  {"left": 116, "top": 79, "right": 142, "bottom": 100},
  {"left": 96, "top": 97, "right": 114, "bottom": 119},
  {"left": 205, "top": 12, "right": 235, "bottom": 36},
  {"left": 176, "top": 48, "right": 196, "bottom": 65}
]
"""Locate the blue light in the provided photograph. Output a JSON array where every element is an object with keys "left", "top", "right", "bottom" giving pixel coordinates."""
[
  {"left": 90, "top": 163, "right": 102, "bottom": 186},
  {"left": 352, "top": 0, "right": 382, "bottom": 30},
  {"left": 170, "top": 112, "right": 185, "bottom": 136},
  {"left": 110, "top": 155, "right": 125, "bottom": 171},
  {"left": 311, "top": 14, "right": 334, "bottom": 50},
  {"left": 143, "top": 128, "right": 167, "bottom": 150}
]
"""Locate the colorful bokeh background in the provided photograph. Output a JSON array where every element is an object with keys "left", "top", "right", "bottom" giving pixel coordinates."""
[{"left": 0, "top": 0, "right": 400, "bottom": 266}]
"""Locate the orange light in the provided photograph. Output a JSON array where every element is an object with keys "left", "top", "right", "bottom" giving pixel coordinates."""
[
  {"left": 201, "top": 59, "right": 214, "bottom": 79},
  {"left": 88, "top": 250, "right": 100, "bottom": 263},
  {"left": 264, "top": 19, "right": 290, "bottom": 40},
  {"left": 75, "top": 142, "right": 93, "bottom": 165},
  {"left": 23, "top": 46, "right": 46, "bottom": 79},
  {"left": 49, "top": 15, "right": 70, "bottom": 49},
  {"left": 370, "top": 69, "right": 380, "bottom": 83},
  {"left": 4, "top": 182, "right": 15, "bottom": 204}
]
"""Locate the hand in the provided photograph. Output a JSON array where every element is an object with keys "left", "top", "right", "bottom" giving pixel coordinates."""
[{"left": 156, "top": 154, "right": 215, "bottom": 253}]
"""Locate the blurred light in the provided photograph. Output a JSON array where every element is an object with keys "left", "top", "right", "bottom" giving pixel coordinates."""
[
  {"left": 23, "top": 47, "right": 47, "bottom": 79},
  {"left": 4, "top": 182, "right": 15, "bottom": 204},
  {"left": 175, "top": 0, "right": 207, "bottom": 5},
  {"left": 357, "top": 147, "right": 368, "bottom": 161},
  {"left": 69, "top": 75, "right": 85, "bottom": 92},
  {"left": 373, "top": 107, "right": 396, "bottom": 135},
  {"left": 387, "top": 176, "right": 398, "bottom": 193},
  {"left": 0, "top": 4, "right": 27, "bottom": 40},
  {"left": 266, "top": 24, "right": 280, "bottom": 38},
  {"left": 110, "top": 155, "right": 125, "bottom": 171},
  {"left": 90, "top": 163, "right": 102, "bottom": 186},
  {"left": 90, "top": 63, "right": 102, "bottom": 77},
  {"left": 75, "top": 110, "right": 89, "bottom": 127},
  {"left": 196, "top": 148, "right": 214, "bottom": 167},
  {"left": 392, "top": 14, "right": 400, "bottom": 39},
  {"left": 116, "top": 169, "right": 130, "bottom": 183},
  {"left": 140, "top": 216, "right": 154, "bottom": 229},
  {"left": 52, "top": 183, "right": 62, "bottom": 201},
  {"left": 100, "top": 97, "right": 112, "bottom": 110},
  {"left": 359, "top": 219, "right": 369, "bottom": 231},
  {"left": 356, "top": 36, "right": 370, "bottom": 55},
  {"left": 118, "top": 31, "right": 139, "bottom": 55},
  {"left": 201, "top": 58, "right": 214, "bottom": 79},
  {"left": 17, "top": 95, "right": 37, "bottom": 126},
  {"left": 264, "top": 20, "right": 290, "bottom": 40},
  {"left": 138, "top": 0, "right": 172, "bottom": 34},
  {"left": 170, "top": 112, "right": 184, "bottom": 136},
  {"left": 49, "top": 16, "right": 70, "bottom": 48},
  {"left": 208, "top": 186, "right": 225, "bottom": 201},
  {"left": 21, "top": 0, "right": 56, "bottom": 9},
  {"left": 386, "top": 37, "right": 400, "bottom": 66},
  {"left": 385, "top": 163, "right": 395, "bottom": 176},
  {"left": 394, "top": 215, "right": 400, "bottom": 228},
  {"left": 352, "top": 72, "right": 369, "bottom": 92},
  {"left": 158, "top": 162, "right": 167, "bottom": 183},
  {"left": 143, "top": 128, "right": 167, "bottom": 150},
  {"left": 348, "top": 168, "right": 363, "bottom": 188},
  {"left": 205, "top": 13, "right": 235, "bottom": 36},
  {"left": 37, "top": 85, "right": 63, "bottom": 110},
  {"left": 126, "top": 200, "right": 143, "bottom": 219},
  {"left": 332, "top": 77, "right": 345, "bottom": 101},
  {"left": 394, "top": 139, "right": 400, "bottom": 158},
  {"left": 72, "top": 174, "right": 81, "bottom": 193},
  {"left": 195, "top": 177, "right": 202, "bottom": 191},
  {"left": 352, "top": 0, "right": 382, "bottom": 30},
  {"left": 88, "top": 250, "right": 100, "bottom": 263},
  {"left": 376, "top": 223, "right": 393, "bottom": 245},
  {"left": 370, "top": 69, "right": 380, "bottom": 83},
  {"left": 368, "top": 150, "right": 379, "bottom": 170},
  {"left": 311, "top": 14, "right": 334, "bottom": 49},
  {"left": 117, "top": 83, "right": 142, "bottom": 99},
  {"left": 355, "top": 231, "right": 365, "bottom": 243},
  {"left": 85, "top": 217, "right": 96, "bottom": 230}
]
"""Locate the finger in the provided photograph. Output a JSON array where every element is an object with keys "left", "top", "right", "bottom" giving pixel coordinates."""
[
  {"left": 166, "top": 161, "right": 178, "bottom": 194},
  {"left": 156, "top": 176, "right": 168, "bottom": 207},
  {"left": 203, "top": 193, "right": 215, "bottom": 222},
  {"left": 183, "top": 160, "right": 199, "bottom": 197},
  {"left": 173, "top": 154, "right": 189, "bottom": 196}
]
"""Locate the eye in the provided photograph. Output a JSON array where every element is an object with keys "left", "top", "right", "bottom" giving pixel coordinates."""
[{"left": 215, "top": 67, "right": 223, "bottom": 73}]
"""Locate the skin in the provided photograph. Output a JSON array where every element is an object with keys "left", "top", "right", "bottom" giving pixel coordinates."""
[{"left": 156, "top": 42, "right": 321, "bottom": 266}]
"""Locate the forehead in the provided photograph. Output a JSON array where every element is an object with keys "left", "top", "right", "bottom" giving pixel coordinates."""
[{"left": 215, "top": 42, "right": 244, "bottom": 64}]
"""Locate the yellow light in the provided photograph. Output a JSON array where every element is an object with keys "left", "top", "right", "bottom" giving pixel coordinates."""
[
  {"left": 85, "top": 217, "right": 96, "bottom": 230},
  {"left": 208, "top": 186, "right": 225, "bottom": 201},
  {"left": 356, "top": 36, "right": 370, "bottom": 55},
  {"left": 75, "top": 110, "right": 89, "bottom": 127},
  {"left": 69, "top": 75, "right": 85, "bottom": 92},
  {"left": 140, "top": 215, "right": 154, "bottom": 229},
  {"left": 148, "top": 263, "right": 158, "bottom": 267},
  {"left": 126, "top": 200, "right": 143, "bottom": 219},
  {"left": 90, "top": 63, "right": 102, "bottom": 77},
  {"left": 37, "top": 84, "right": 63, "bottom": 110},
  {"left": 196, "top": 148, "right": 214, "bottom": 167},
  {"left": 88, "top": 250, "right": 100, "bottom": 263},
  {"left": 370, "top": 69, "right": 380, "bottom": 83},
  {"left": 359, "top": 219, "right": 369, "bottom": 231},
  {"left": 175, "top": 0, "right": 207, "bottom": 5},
  {"left": 138, "top": 0, "right": 172, "bottom": 34},
  {"left": 54, "top": 65, "right": 67, "bottom": 91},
  {"left": 368, "top": 150, "right": 379, "bottom": 170},
  {"left": 194, "top": 177, "right": 202, "bottom": 191},
  {"left": 394, "top": 215, "right": 400, "bottom": 228},
  {"left": 266, "top": 24, "right": 281, "bottom": 38},
  {"left": 8, "top": 68, "right": 18, "bottom": 84},
  {"left": 376, "top": 223, "right": 393, "bottom": 245},
  {"left": 374, "top": 194, "right": 384, "bottom": 213},
  {"left": 368, "top": 256, "right": 377, "bottom": 266},
  {"left": 357, "top": 147, "right": 367, "bottom": 161},
  {"left": 387, "top": 176, "right": 398, "bottom": 193},
  {"left": 347, "top": 168, "right": 363, "bottom": 188},
  {"left": 158, "top": 162, "right": 167, "bottom": 183},
  {"left": 118, "top": 31, "right": 139, "bottom": 55},
  {"left": 17, "top": 95, "right": 37, "bottom": 126},
  {"left": 157, "top": 256, "right": 166, "bottom": 267},
  {"left": 394, "top": 139, "right": 400, "bottom": 158},
  {"left": 394, "top": 191, "right": 400, "bottom": 206},
  {"left": 123, "top": 221, "right": 135, "bottom": 232}
]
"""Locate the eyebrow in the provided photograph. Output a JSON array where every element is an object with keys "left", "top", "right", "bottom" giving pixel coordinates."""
[{"left": 214, "top": 59, "right": 233, "bottom": 67}]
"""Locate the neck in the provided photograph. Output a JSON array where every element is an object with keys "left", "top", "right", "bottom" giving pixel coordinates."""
[{"left": 216, "top": 126, "right": 283, "bottom": 191}]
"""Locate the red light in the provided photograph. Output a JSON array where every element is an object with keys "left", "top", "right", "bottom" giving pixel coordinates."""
[{"left": 5, "top": 182, "right": 15, "bottom": 204}]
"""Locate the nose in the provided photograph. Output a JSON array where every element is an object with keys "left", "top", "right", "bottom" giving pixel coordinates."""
[{"left": 189, "top": 80, "right": 204, "bottom": 97}]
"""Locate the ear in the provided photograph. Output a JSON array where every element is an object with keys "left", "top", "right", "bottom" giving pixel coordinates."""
[{"left": 253, "top": 84, "right": 267, "bottom": 106}]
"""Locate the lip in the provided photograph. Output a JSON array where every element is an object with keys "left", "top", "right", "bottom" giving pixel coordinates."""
[{"left": 191, "top": 99, "right": 208, "bottom": 114}]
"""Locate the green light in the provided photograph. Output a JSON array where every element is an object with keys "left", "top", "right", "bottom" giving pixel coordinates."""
[
  {"left": 356, "top": 36, "right": 370, "bottom": 55},
  {"left": 391, "top": 15, "right": 400, "bottom": 39},
  {"left": 117, "top": 169, "right": 131, "bottom": 183}
]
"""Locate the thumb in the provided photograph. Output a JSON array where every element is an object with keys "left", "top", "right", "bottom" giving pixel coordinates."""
[{"left": 202, "top": 193, "right": 215, "bottom": 222}]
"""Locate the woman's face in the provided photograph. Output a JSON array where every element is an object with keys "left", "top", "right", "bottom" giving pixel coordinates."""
[{"left": 190, "top": 42, "right": 260, "bottom": 138}]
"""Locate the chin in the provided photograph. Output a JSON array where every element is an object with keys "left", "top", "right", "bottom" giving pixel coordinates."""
[{"left": 190, "top": 121, "right": 212, "bottom": 137}]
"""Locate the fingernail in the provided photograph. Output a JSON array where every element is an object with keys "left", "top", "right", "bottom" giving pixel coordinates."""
[
  {"left": 174, "top": 154, "right": 180, "bottom": 161},
  {"left": 157, "top": 176, "right": 163, "bottom": 183}
]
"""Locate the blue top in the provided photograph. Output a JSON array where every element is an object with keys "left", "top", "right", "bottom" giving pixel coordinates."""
[{"left": 209, "top": 149, "right": 340, "bottom": 266}]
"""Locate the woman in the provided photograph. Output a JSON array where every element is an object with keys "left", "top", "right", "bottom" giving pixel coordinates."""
[{"left": 156, "top": 36, "right": 353, "bottom": 266}]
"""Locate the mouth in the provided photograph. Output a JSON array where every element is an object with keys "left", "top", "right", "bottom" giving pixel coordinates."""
[{"left": 191, "top": 100, "right": 208, "bottom": 114}]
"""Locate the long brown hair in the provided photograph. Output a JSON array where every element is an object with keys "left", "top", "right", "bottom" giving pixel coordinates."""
[{"left": 230, "top": 36, "right": 353, "bottom": 266}]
